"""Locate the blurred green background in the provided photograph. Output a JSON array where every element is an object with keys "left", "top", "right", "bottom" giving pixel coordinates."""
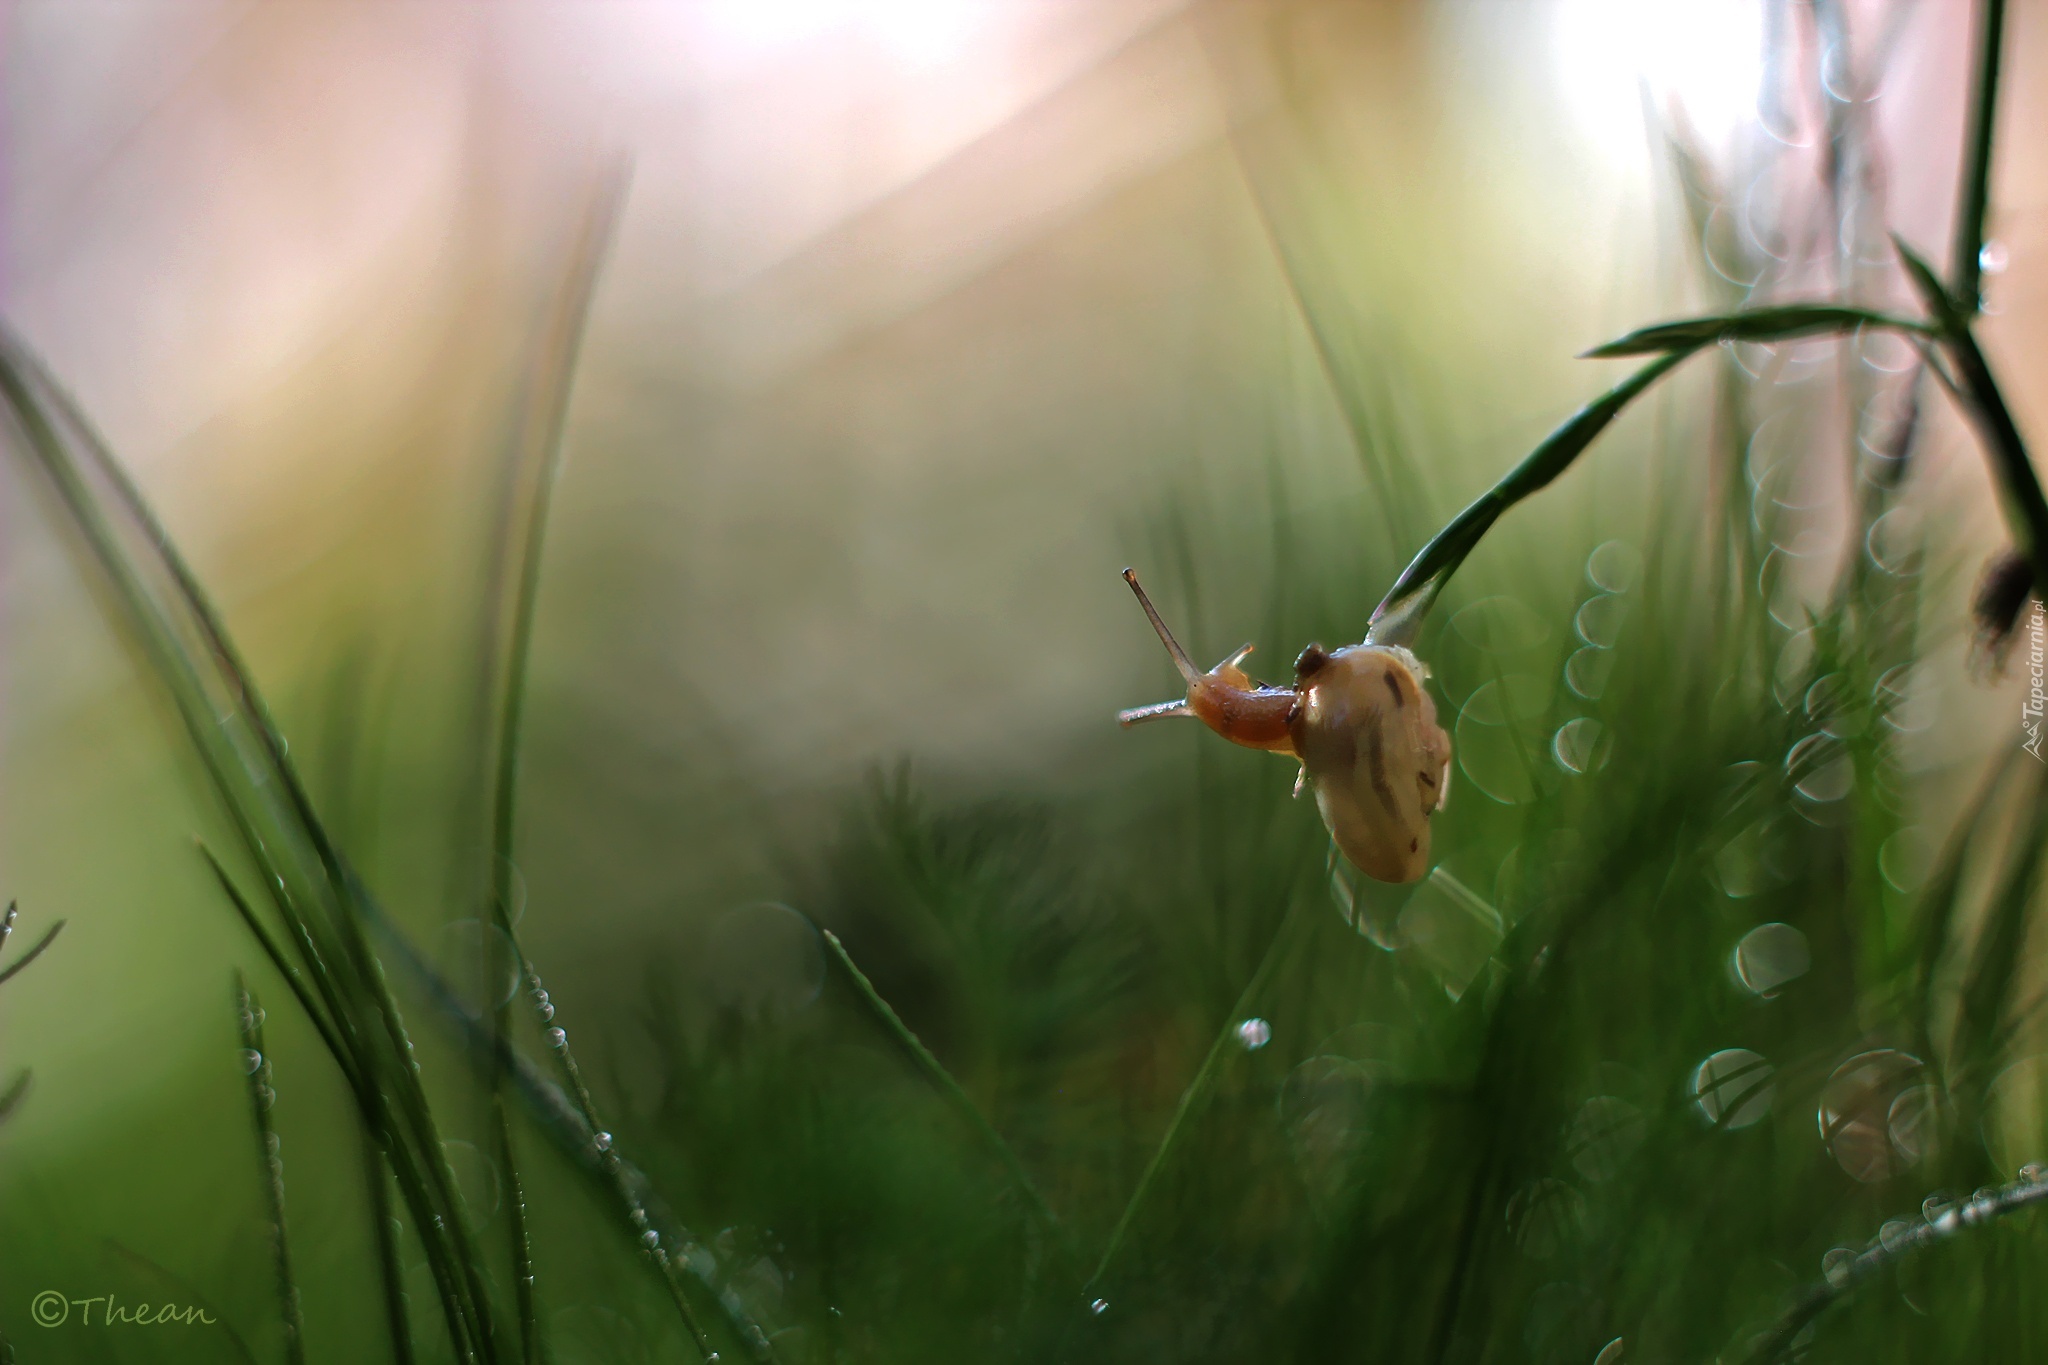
[{"left": 4, "top": 1, "right": 2048, "bottom": 1362}]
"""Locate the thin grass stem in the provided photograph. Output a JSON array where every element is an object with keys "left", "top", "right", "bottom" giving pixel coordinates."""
[
  {"left": 235, "top": 976, "right": 307, "bottom": 1365},
  {"left": 1952, "top": 0, "right": 2008, "bottom": 312},
  {"left": 822, "top": 930, "right": 1066, "bottom": 1245},
  {"left": 1086, "top": 895, "right": 1305, "bottom": 1291}
]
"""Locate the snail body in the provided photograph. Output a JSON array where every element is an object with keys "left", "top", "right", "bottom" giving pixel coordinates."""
[{"left": 1117, "top": 568, "right": 1451, "bottom": 884}]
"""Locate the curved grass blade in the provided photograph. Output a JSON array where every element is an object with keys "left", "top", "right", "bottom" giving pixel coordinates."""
[
  {"left": 1368, "top": 350, "right": 1688, "bottom": 643},
  {"left": 1894, "top": 235, "right": 2048, "bottom": 592},
  {"left": 0, "top": 918, "right": 63, "bottom": 988},
  {"left": 1581, "top": 305, "right": 1931, "bottom": 359},
  {"left": 0, "top": 331, "right": 501, "bottom": 1364},
  {"left": 471, "top": 158, "right": 631, "bottom": 1365}
]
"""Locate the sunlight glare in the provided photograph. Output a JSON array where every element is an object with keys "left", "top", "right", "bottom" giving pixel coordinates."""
[{"left": 1552, "top": 0, "right": 1766, "bottom": 168}]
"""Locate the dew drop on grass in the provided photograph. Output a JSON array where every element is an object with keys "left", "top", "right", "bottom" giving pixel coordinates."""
[
  {"left": 1865, "top": 506, "right": 1922, "bottom": 578},
  {"left": 437, "top": 919, "right": 523, "bottom": 1011},
  {"left": 1817, "top": 1049, "right": 1925, "bottom": 1182},
  {"left": 1565, "top": 646, "right": 1614, "bottom": 700},
  {"left": 241, "top": 1049, "right": 263, "bottom": 1075},
  {"left": 1090, "top": 1298, "right": 1108, "bottom": 1315},
  {"left": 442, "top": 1139, "right": 502, "bottom": 1219},
  {"left": 1552, "top": 718, "right": 1611, "bottom": 775},
  {"left": 1888, "top": 1085, "right": 1940, "bottom": 1166},
  {"left": 1822, "top": 1247, "right": 1855, "bottom": 1288},
  {"left": 1567, "top": 1096, "right": 1646, "bottom": 1183},
  {"left": 1981, "top": 239, "right": 2009, "bottom": 274},
  {"left": 1980, "top": 1058, "right": 2048, "bottom": 1177},
  {"left": 1505, "top": 1179, "right": 1586, "bottom": 1260},
  {"left": 1236, "top": 1018, "right": 1270, "bottom": 1050},
  {"left": 1786, "top": 733, "right": 1853, "bottom": 803},
  {"left": 1732, "top": 923, "right": 1810, "bottom": 997},
  {"left": 1691, "top": 1049, "right": 1774, "bottom": 1129},
  {"left": 703, "top": 902, "right": 826, "bottom": 1019},
  {"left": 1586, "top": 541, "right": 1641, "bottom": 594},
  {"left": 1449, "top": 596, "right": 1550, "bottom": 654},
  {"left": 1574, "top": 594, "right": 1628, "bottom": 648},
  {"left": 1879, "top": 828, "right": 1933, "bottom": 892},
  {"left": 2025, "top": 1163, "right": 2047, "bottom": 1183},
  {"left": 547, "top": 1027, "right": 567, "bottom": 1049},
  {"left": 642, "top": 1230, "right": 659, "bottom": 1250},
  {"left": 593, "top": 1131, "right": 612, "bottom": 1152}
]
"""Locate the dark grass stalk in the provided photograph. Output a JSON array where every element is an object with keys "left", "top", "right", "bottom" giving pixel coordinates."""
[
  {"left": 520, "top": 961, "right": 724, "bottom": 1363},
  {"left": 363, "top": 1123, "right": 417, "bottom": 1365},
  {"left": 476, "top": 163, "right": 629, "bottom": 1365},
  {"left": 1086, "top": 894, "right": 1305, "bottom": 1292},
  {"left": 822, "top": 930, "right": 1066, "bottom": 1244},
  {"left": 0, "top": 1071, "right": 30, "bottom": 1126},
  {"left": 236, "top": 976, "right": 308, "bottom": 1365},
  {"left": 0, "top": 916, "right": 64, "bottom": 988},
  {"left": 1743, "top": 1171, "right": 2048, "bottom": 1365},
  {"left": 1893, "top": 237, "right": 2048, "bottom": 593},
  {"left": 106, "top": 1240, "right": 261, "bottom": 1365},
  {"left": 1953, "top": 0, "right": 2008, "bottom": 312}
]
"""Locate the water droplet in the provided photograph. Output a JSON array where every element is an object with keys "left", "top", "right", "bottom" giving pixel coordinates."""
[
  {"left": 1691, "top": 1048, "right": 1774, "bottom": 1129},
  {"left": 1818, "top": 1049, "right": 1926, "bottom": 1182},
  {"left": 1564, "top": 646, "right": 1614, "bottom": 701},
  {"left": 1281, "top": 1056, "right": 1374, "bottom": 1199},
  {"left": 1865, "top": 506, "right": 1922, "bottom": 578},
  {"left": 1879, "top": 1218, "right": 1914, "bottom": 1254},
  {"left": 547, "top": 1027, "right": 567, "bottom": 1049},
  {"left": 1593, "top": 1336, "right": 1626, "bottom": 1365},
  {"left": 1732, "top": 923, "right": 1810, "bottom": 997},
  {"left": 442, "top": 1139, "right": 503, "bottom": 1219},
  {"left": 1786, "top": 734, "right": 1853, "bottom": 803},
  {"left": 2021, "top": 1162, "right": 2045, "bottom": 1183},
  {"left": 1089, "top": 1298, "right": 1108, "bottom": 1315},
  {"left": 536, "top": 1000, "right": 556, "bottom": 1023},
  {"left": 1822, "top": 1247, "right": 1855, "bottom": 1288},
  {"left": 1505, "top": 1179, "right": 1587, "bottom": 1260},
  {"left": 1923, "top": 1192, "right": 1955, "bottom": 1223},
  {"left": 1879, "top": 828, "right": 1933, "bottom": 892},
  {"left": 1974, "top": 1186, "right": 1999, "bottom": 1207},
  {"left": 1236, "top": 1018, "right": 1271, "bottom": 1050},
  {"left": 1981, "top": 240, "right": 2009, "bottom": 274},
  {"left": 1981, "top": 1057, "right": 2048, "bottom": 1176},
  {"left": 1889, "top": 1085, "right": 1940, "bottom": 1165},
  {"left": 1574, "top": 594, "right": 1629, "bottom": 648},
  {"left": 1586, "top": 541, "right": 1642, "bottom": 594},
  {"left": 1874, "top": 664, "right": 1934, "bottom": 733},
  {"left": 593, "top": 1131, "right": 613, "bottom": 1152},
  {"left": 1568, "top": 1096, "right": 1646, "bottom": 1183},
  {"left": 437, "top": 919, "right": 523, "bottom": 1012},
  {"left": 630, "top": 1208, "right": 648, "bottom": 1228},
  {"left": 642, "top": 1230, "right": 660, "bottom": 1250},
  {"left": 1552, "top": 717, "right": 1611, "bottom": 775},
  {"left": 704, "top": 902, "right": 827, "bottom": 1019},
  {"left": 1449, "top": 596, "right": 1551, "bottom": 653},
  {"left": 242, "top": 1049, "right": 264, "bottom": 1075}
]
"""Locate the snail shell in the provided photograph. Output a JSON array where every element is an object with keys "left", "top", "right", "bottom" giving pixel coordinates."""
[{"left": 1291, "top": 643, "right": 1451, "bottom": 884}]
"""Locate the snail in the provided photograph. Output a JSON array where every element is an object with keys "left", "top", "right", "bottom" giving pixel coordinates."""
[{"left": 1116, "top": 568, "right": 1452, "bottom": 884}]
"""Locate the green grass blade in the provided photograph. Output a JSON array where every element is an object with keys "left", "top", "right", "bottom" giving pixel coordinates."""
[
  {"left": 1368, "top": 350, "right": 1689, "bottom": 642},
  {"left": 1895, "top": 234, "right": 2048, "bottom": 591},
  {"left": 0, "top": 918, "right": 63, "bottom": 987},
  {"left": 1581, "top": 305, "right": 1932, "bottom": 358},
  {"left": 1086, "top": 895, "right": 1303, "bottom": 1291},
  {"left": 823, "top": 929, "right": 1066, "bottom": 1245},
  {"left": 235, "top": 976, "right": 308, "bottom": 1365},
  {"left": 1953, "top": 0, "right": 2008, "bottom": 311}
]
